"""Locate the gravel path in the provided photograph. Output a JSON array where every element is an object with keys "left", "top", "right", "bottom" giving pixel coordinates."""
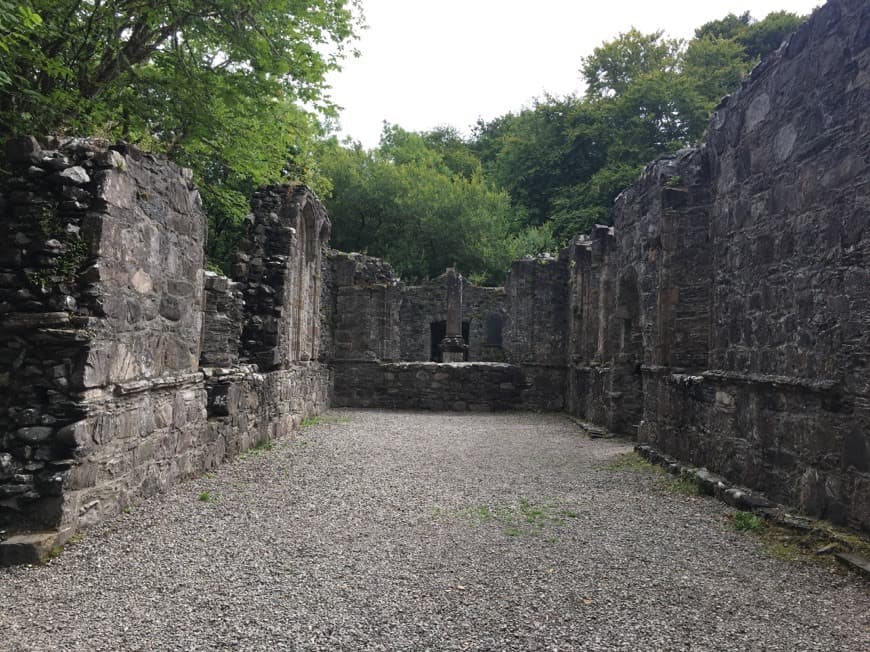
[{"left": 1, "top": 409, "right": 868, "bottom": 651}]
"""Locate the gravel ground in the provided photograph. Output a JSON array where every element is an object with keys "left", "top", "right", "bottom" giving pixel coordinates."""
[{"left": 1, "top": 409, "right": 868, "bottom": 651}]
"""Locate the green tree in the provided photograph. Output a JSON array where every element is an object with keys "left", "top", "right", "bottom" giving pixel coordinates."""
[
  {"left": 695, "top": 12, "right": 753, "bottom": 41},
  {"left": 472, "top": 96, "right": 607, "bottom": 228},
  {"left": 581, "top": 29, "right": 681, "bottom": 99},
  {"left": 0, "top": 1, "right": 41, "bottom": 89},
  {"left": 469, "top": 10, "right": 803, "bottom": 248},
  {"left": 695, "top": 10, "right": 805, "bottom": 62},
  {"left": 737, "top": 11, "right": 805, "bottom": 60},
  {"left": 319, "top": 127, "right": 551, "bottom": 284},
  {"left": 2, "top": 0, "right": 359, "bottom": 135},
  {"left": 1, "top": 0, "right": 361, "bottom": 270}
]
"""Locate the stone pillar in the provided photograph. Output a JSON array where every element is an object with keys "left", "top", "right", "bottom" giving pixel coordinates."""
[{"left": 440, "top": 268, "right": 467, "bottom": 362}]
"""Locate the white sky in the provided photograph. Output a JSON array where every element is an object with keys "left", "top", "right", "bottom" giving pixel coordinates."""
[{"left": 326, "top": 0, "right": 822, "bottom": 148}]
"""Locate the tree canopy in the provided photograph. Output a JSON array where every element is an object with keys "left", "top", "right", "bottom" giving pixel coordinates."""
[
  {"left": 318, "top": 124, "right": 553, "bottom": 284},
  {"left": 1, "top": 0, "right": 361, "bottom": 268},
  {"left": 460, "top": 9, "right": 805, "bottom": 247},
  {"left": 1, "top": 5, "right": 807, "bottom": 282}
]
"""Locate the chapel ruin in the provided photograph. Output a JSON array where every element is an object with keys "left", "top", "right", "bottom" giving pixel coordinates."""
[{"left": 1, "top": 0, "right": 869, "bottom": 562}]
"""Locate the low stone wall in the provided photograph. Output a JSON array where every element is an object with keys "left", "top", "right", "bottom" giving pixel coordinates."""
[
  {"left": 61, "top": 374, "right": 206, "bottom": 530},
  {"left": 205, "top": 364, "right": 331, "bottom": 461},
  {"left": 332, "top": 360, "right": 563, "bottom": 411},
  {"left": 332, "top": 361, "right": 524, "bottom": 411},
  {"left": 639, "top": 369, "right": 868, "bottom": 529}
]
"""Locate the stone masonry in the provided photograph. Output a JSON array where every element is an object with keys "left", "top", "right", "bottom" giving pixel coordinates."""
[
  {"left": 325, "top": 0, "right": 870, "bottom": 532},
  {"left": 2, "top": 0, "right": 868, "bottom": 559},
  {"left": 324, "top": 251, "right": 568, "bottom": 411},
  {"left": 567, "top": 0, "right": 870, "bottom": 532},
  {"left": 0, "top": 140, "right": 329, "bottom": 561}
]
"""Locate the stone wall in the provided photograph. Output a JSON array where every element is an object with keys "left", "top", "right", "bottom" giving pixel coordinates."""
[
  {"left": 0, "top": 142, "right": 331, "bottom": 552},
  {"left": 236, "top": 185, "right": 330, "bottom": 369},
  {"left": 0, "top": 137, "right": 208, "bottom": 536},
  {"left": 205, "top": 184, "right": 331, "bottom": 467},
  {"left": 4, "top": 0, "right": 865, "bottom": 550},
  {"left": 323, "top": 250, "right": 402, "bottom": 363},
  {"left": 399, "top": 275, "right": 508, "bottom": 363},
  {"left": 323, "top": 251, "right": 569, "bottom": 411},
  {"left": 568, "top": 0, "right": 870, "bottom": 531},
  {"left": 505, "top": 256, "right": 570, "bottom": 411},
  {"left": 332, "top": 362, "right": 524, "bottom": 411}
]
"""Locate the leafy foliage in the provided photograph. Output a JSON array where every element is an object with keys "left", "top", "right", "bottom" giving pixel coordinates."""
[
  {"left": 696, "top": 11, "right": 805, "bottom": 61},
  {"left": 1, "top": 5, "right": 806, "bottom": 280},
  {"left": 0, "top": 0, "right": 361, "bottom": 271},
  {"left": 319, "top": 125, "right": 553, "bottom": 284},
  {"left": 467, "top": 9, "right": 805, "bottom": 248}
]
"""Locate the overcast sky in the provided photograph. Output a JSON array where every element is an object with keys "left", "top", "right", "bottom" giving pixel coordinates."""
[{"left": 325, "top": 0, "right": 822, "bottom": 148}]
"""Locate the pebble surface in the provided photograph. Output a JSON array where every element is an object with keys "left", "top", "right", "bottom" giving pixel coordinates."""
[{"left": 1, "top": 409, "right": 868, "bottom": 651}]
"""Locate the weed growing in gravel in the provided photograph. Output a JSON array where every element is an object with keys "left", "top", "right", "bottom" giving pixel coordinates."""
[
  {"left": 605, "top": 451, "right": 664, "bottom": 474},
  {"left": 43, "top": 532, "right": 85, "bottom": 564},
  {"left": 460, "top": 498, "right": 579, "bottom": 538},
  {"left": 732, "top": 511, "right": 765, "bottom": 532},
  {"left": 606, "top": 452, "right": 704, "bottom": 496},
  {"left": 662, "top": 476, "right": 704, "bottom": 496},
  {"left": 727, "top": 511, "right": 870, "bottom": 571},
  {"left": 238, "top": 439, "right": 275, "bottom": 460},
  {"left": 198, "top": 491, "right": 214, "bottom": 502}
]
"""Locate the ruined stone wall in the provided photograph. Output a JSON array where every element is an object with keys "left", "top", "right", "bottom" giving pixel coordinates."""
[
  {"left": 324, "top": 252, "right": 568, "bottom": 411},
  {"left": 323, "top": 250, "right": 402, "bottom": 363},
  {"left": 236, "top": 185, "right": 330, "bottom": 369},
  {"left": 566, "top": 227, "right": 619, "bottom": 429},
  {"left": 0, "top": 137, "right": 207, "bottom": 535},
  {"left": 505, "top": 256, "right": 570, "bottom": 410},
  {"left": 569, "top": 0, "right": 870, "bottom": 531},
  {"left": 332, "top": 362, "right": 524, "bottom": 411},
  {"left": 0, "top": 143, "right": 331, "bottom": 548},
  {"left": 399, "top": 277, "right": 508, "bottom": 363},
  {"left": 205, "top": 184, "right": 331, "bottom": 456}
]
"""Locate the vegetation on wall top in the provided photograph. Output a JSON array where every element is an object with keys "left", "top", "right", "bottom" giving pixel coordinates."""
[{"left": 0, "top": 3, "right": 804, "bottom": 283}]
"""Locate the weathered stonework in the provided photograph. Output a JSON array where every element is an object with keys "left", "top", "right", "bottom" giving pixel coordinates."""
[
  {"left": 323, "top": 250, "right": 403, "bottom": 363},
  {"left": 236, "top": 185, "right": 330, "bottom": 370},
  {"left": 322, "top": 251, "right": 568, "bottom": 411},
  {"left": 0, "top": 137, "right": 207, "bottom": 536},
  {"left": 0, "top": 144, "right": 331, "bottom": 557},
  {"left": 324, "top": 0, "right": 870, "bottom": 532},
  {"left": 200, "top": 272, "right": 244, "bottom": 368},
  {"left": 568, "top": 0, "right": 870, "bottom": 532},
  {"left": 505, "top": 256, "right": 570, "bottom": 411},
  {"left": 332, "top": 362, "right": 524, "bottom": 411},
  {"left": 2, "top": 0, "right": 868, "bottom": 557},
  {"left": 399, "top": 274, "right": 508, "bottom": 363}
]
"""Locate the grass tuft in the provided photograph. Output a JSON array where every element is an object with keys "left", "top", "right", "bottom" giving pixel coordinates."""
[
  {"left": 605, "top": 451, "right": 664, "bottom": 474},
  {"left": 458, "top": 498, "right": 579, "bottom": 539},
  {"left": 662, "top": 476, "right": 704, "bottom": 496},
  {"left": 732, "top": 510, "right": 765, "bottom": 532}
]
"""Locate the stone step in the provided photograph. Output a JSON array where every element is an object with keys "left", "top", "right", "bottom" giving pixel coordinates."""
[
  {"left": 0, "top": 531, "right": 62, "bottom": 566},
  {"left": 835, "top": 552, "right": 870, "bottom": 579}
]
